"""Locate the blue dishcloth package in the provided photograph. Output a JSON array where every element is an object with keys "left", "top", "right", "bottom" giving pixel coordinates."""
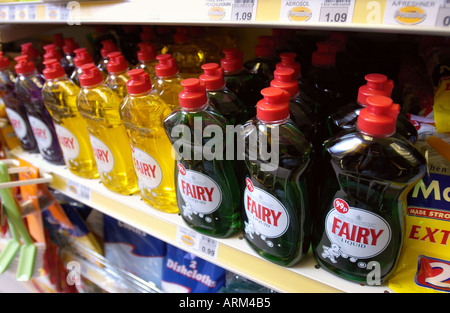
[
  {"left": 103, "top": 214, "right": 166, "bottom": 288},
  {"left": 161, "top": 244, "right": 226, "bottom": 293}
]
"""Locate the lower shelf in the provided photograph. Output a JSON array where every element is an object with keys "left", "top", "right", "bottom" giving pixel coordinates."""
[{"left": 11, "top": 147, "right": 393, "bottom": 293}]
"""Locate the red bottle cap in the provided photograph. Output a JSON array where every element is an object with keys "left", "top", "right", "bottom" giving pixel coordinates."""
[
  {"left": 42, "top": 59, "right": 65, "bottom": 80},
  {"left": 178, "top": 78, "right": 208, "bottom": 109},
  {"left": 63, "top": 38, "right": 79, "bottom": 55},
  {"left": 100, "top": 39, "right": 119, "bottom": 58},
  {"left": 14, "top": 55, "right": 36, "bottom": 74},
  {"left": 257, "top": 87, "right": 290, "bottom": 123},
  {"left": 173, "top": 27, "right": 190, "bottom": 43},
  {"left": 357, "top": 74, "right": 394, "bottom": 106},
  {"left": 140, "top": 26, "right": 156, "bottom": 42},
  {"left": 73, "top": 48, "right": 93, "bottom": 68},
  {"left": 357, "top": 95, "right": 400, "bottom": 137},
  {"left": 20, "top": 43, "right": 39, "bottom": 60},
  {"left": 106, "top": 51, "right": 128, "bottom": 74},
  {"left": 79, "top": 63, "right": 103, "bottom": 87},
  {"left": 53, "top": 33, "right": 64, "bottom": 49},
  {"left": 311, "top": 41, "right": 336, "bottom": 66},
  {"left": 137, "top": 42, "right": 156, "bottom": 62},
  {"left": 276, "top": 52, "right": 301, "bottom": 79},
  {"left": 155, "top": 54, "right": 178, "bottom": 77},
  {"left": 220, "top": 48, "right": 243, "bottom": 73},
  {"left": 199, "top": 63, "right": 225, "bottom": 91},
  {"left": 0, "top": 52, "right": 10, "bottom": 69},
  {"left": 43, "top": 44, "right": 62, "bottom": 61},
  {"left": 126, "top": 68, "right": 152, "bottom": 95},
  {"left": 270, "top": 68, "right": 298, "bottom": 97},
  {"left": 255, "top": 36, "right": 275, "bottom": 58}
]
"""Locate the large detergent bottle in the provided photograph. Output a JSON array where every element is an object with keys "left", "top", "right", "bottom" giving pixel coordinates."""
[
  {"left": 0, "top": 54, "right": 38, "bottom": 152},
  {"left": 106, "top": 51, "right": 130, "bottom": 99},
  {"left": 40, "top": 60, "right": 98, "bottom": 179},
  {"left": 327, "top": 73, "right": 418, "bottom": 144},
  {"left": 199, "top": 63, "right": 248, "bottom": 125},
  {"left": 164, "top": 78, "right": 241, "bottom": 238},
  {"left": 77, "top": 63, "right": 138, "bottom": 195},
  {"left": 97, "top": 39, "right": 119, "bottom": 79},
  {"left": 244, "top": 36, "right": 278, "bottom": 84},
  {"left": 14, "top": 56, "right": 64, "bottom": 164},
  {"left": 120, "top": 68, "right": 177, "bottom": 213},
  {"left": 241, "top": 87, "right": 312, "bottom": 266},
  {"left": 70, "top": 48, "right": 94, "bottom": 87},
  {"left": 152, "top": 54, "right": 183, "bottom": 110},
  {"left": 270, "top": 68, "right": 318, "bottom": 143},
  {"left": 220, "top": 48, "right": 265, "bottom": 117},
  {"left": 134, "top": 41, "right": 158, "bottom": 81},
  {"left": 312, "top": 95, "right": 426, "bottom": 284}
]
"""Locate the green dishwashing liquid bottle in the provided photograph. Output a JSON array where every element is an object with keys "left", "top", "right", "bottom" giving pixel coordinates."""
[
  {"left": 241, "top": 87, "right": 313, "bottom": 267},
  {"left": 164, "top": 78, "right": 241, "bottom": 238},
  {"left": 312, "top": 95, "right": 426, "bottom": 285}
]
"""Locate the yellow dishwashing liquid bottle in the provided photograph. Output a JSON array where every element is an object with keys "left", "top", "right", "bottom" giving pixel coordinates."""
[
  {"left": 134, "top": 41, "right": 158, "bottom": 81},
  {"left": 152, "top": 54, "right": 183, "bottom": 110},
  {"left": 77, "top": 63, "right": 139, "bottom": 195},
  {"left": 106, "top": 51, "right": 129, "bottom": 99},
  {"left": 120, "top": 68, "right": 178, "bottom": 213},
  {"left": 40, "top": 60, "right": 99, "bottom": 179}
]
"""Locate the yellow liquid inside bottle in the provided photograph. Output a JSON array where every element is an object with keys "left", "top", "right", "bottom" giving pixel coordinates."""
[
  {"left": 41, "top": 77, "right": 99, "bottom": 179},
  {"left": 121, "top": 91, "right": 178, "bottom": 213},
  {"left": 77, "top": 82, "right": 139, "bottom": 195},
  {"left": 106, "top": 70, "right": 129, "bottom": 100},
  {"left": 161, "top": 42, "right": 205, "bottom": 78},
  {"left": 152, "top": 74, "right": 184, "bottom": 110}
]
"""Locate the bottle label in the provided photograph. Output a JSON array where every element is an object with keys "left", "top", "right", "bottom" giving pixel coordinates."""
[
  {"left": 177, "top": 163, "right": 222, "bottom": 214},
  {"left": 5, "top": 108, "right": 27, "bottom": 139},
  {"left": 55, "top": 124, "right": 80, "bottom": 161},
  {"left": 89, "top": 135, "right": 115, "bottom": 174},
  {"left": 324, "top": 198, "right": 392, "bottom": 260},
  {"left": 28, "top": 116, "right": 52, "bottom": 150},
  {"left": 244, "top": 178, "right": 289, "bottom": 238},
  {"left": 131, "top": 144, "right": 163, "bottom": 190}
]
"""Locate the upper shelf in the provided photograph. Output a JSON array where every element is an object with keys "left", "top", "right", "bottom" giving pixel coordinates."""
[{"left": 0, "top": 0, "right": 450, "bottom": 35}]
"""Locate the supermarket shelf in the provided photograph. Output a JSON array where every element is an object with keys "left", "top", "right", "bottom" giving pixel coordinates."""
[
  {"left": 11, "top": 147, "right": 394, "bottom": 293},
  {"left": 0, "top": 0, "right": 449, "bottom": 35}
]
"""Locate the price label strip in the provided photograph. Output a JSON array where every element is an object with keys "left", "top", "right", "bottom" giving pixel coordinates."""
[
  {"left": 205, "top": 0, "right": 257, "bottom": 22},
  {"left": 383, "top": 0, "right": 444, "bottom": 26},
  {"left": 66, "top": 178, "right": 91, "bottom": 202},
  {"left": 279, "top": 0, "right": 355, "bottom": 23},
  {"left": 176, "top": 226, "right": 219, "bottom": 260},
  {"left": 0, "top": 4, "right": 36, "bottom": 21},
  {"left": 436, "top": 0, "right": 450, "bottom": 27},
  {"left": 46, "top": 4, "right": 71, "bottom": 22}
]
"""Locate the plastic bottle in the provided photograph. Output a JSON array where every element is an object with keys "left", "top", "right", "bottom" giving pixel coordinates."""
[
  {"left": 244, "top": 36, "right": 278, "bottom": 84},
  {"left": 189, "top": 26, "right": 221, "bottom": 64},
  {"left": 312, "top": 95, "right": 426, "bottom": 284},
  {"left": 14, "top": 56, "right": 64, "bottom": 164},
  {"left": 199, "top": 63, "right": 248, "bottom": 125},
  {"left": 327, "top": 73, "right": 418, "bottom": 144},
  {"left": 70, "top": 48, "right": 94, "bottom": 87},
  {"left": 0, "top": 54, "right": 38, "bottom": 152},
  {"left": 106, "top": 51, "right": 130, "bottom": 99},
  {"left": 163, "top": 78, "right": 241, "bottom": 238},
  {"left": 220, "top": 48, "right": 265, "bottom": 117},
  {"left": 270, "top": 68, "right": 318, "bottom": 143},
  {"left": 152, "top": 54, "right": 183, "bottom": 110},
  {"left": 40, "top": 59, "right": 99, "bottom": 179},
  {"left": 97, "top": 39, "right": 119, "bottom": 79},
  {"left": 305, "top": 41, "right": 345, "bottom": 120},
  {"left": 77, "top": 63, "right": 138, "bottom": 195},
  {"left": 162, "top": 27, "right": 205, "bottom": 78},
  {"left": 241, "top": 87, "right": 312, "bottom": 266},
  {"left": 20, "top": 42, "right": 44, "bottom": 73},
  {"left": 134, "top": 41, "right": 158, "bottom": 81},
  {"left": 120, "top": 68, "right": 177, "bottom": 213},
  {"left": 43, "top": 44, "right": 71, "bottom": 78},
  {"left": 62, "top": 37, "right": 79, "bottom": 76}
]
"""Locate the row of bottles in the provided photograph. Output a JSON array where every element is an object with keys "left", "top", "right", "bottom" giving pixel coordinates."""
[{"left": 0, "top": 28, "right": 427, "bottom": 287}]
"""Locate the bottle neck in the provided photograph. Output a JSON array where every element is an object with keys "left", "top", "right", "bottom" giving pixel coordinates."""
[
  {"left": 257, "top": 115, "right": 289, "bottom": 125},
  {"left": 47, "top": 74, "right": 69, "bottom": 83},
  {"left": 181, "top": 101, "right": 209, "bottom": 113}
]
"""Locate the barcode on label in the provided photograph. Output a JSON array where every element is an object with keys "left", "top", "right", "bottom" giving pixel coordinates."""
[
  {"left": 67, "top": 179, "right": 91, "bottom": 201},
  {"left": 234, "top": 0, "right": 254, "bottom": 4},
  {"left": 324, "top": 0, "right": 351, "bottom": 4}
]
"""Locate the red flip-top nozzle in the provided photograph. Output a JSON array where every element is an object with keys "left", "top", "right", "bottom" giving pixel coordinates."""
[
  {"left": 79, "top": 63, "right": 103, "bottom": 87},
  {"left": 21, "top": 43, "right": 39, "bottom": 60},
  {"left": 0, "top": 52, "right": 10, "bottom": 69},
  {"left": 276, "top": 52, "right": 301, "bottom": 79},
  {"left": 357, "top": 73, "right": 394, "bottom": 106},
  {"left": 199, "top": 63, "right": 225, "bottom": 91},
  {"left": 43, "top": 44, "right": 62, "bottom": 61},
  {"left": 137, "top": 42, "right": 156, "bottom": 62},
  {"left": 73, "top": 48, "right": 93, "bottom": 68},
  {"left": 106, "top": 51, "right": 128, "bottom": 74},
  {"left": 155, "top": 54, "right": 178, "bottom": 77},
  {"left": 42, "top": 59, "right": 65, "bottom": 80},
  {"left": 257, "top": 87, "right": 290, "bottom": 123},
  {"left": 220, "top": 48, "right": 244, "bottom": 73},
  {"left": 255, "top": 36, "right": 275, "bottom": 58},
  {"left": 100, "top": 39, "right": 119, "bottom": 58},
  {"left": 126, "top": 68, "right": 152, "bottom": 95},
  {"left": 311, "top": 41, "right": 336, "bottom": 66},
  {"left": 14, "top": 55, "right": 36, "bottom": 74},
  {"left": 270, "top": 68, "right": 298, "bottom": 98},
  {"left": 178, "top": 78, "right": 208, "bottom": 109},
  {"left": 357, "top": 95, "right": 400, "bottom": 137},
  {"left": 63, "top": 38, "right": 79, "bottom": 55}
]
